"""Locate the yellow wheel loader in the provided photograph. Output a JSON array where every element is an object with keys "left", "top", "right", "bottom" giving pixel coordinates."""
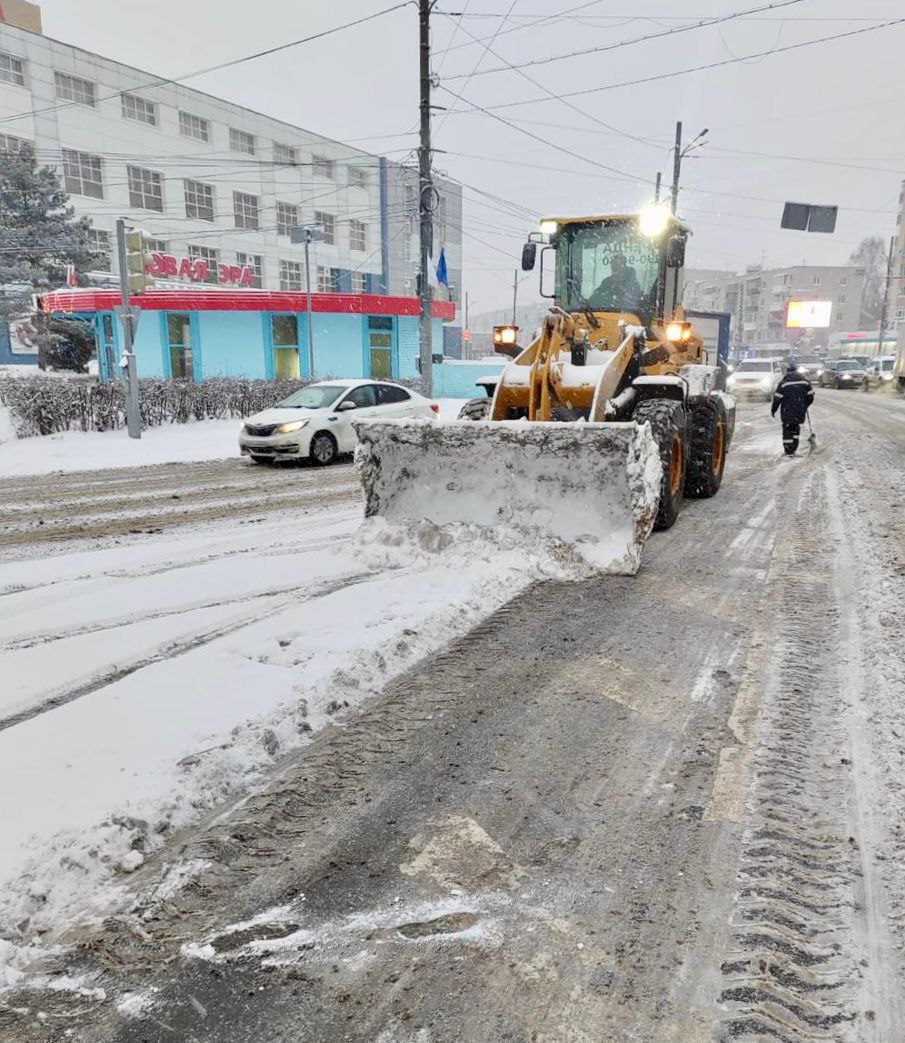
[{"left": 354, "top": 206, "right": 735, "bottom": 574}]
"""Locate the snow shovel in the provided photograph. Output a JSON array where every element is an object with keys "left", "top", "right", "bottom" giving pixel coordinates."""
[{"left": 806, "top": 412, "right": 816, "bottom": 453}]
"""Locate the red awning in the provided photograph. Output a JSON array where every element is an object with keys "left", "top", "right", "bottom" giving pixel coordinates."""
[{"left": 40, "top": 288, "right": 456, "bottom": 321}]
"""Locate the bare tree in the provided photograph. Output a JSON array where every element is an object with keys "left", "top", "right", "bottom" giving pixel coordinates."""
[{"left": 848, "top": 236, "right": 887, "bottom": 329}]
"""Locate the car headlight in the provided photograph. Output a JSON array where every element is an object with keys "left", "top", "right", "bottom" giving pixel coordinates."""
[
  {"left": 276, "top": 420, "right": 309, "bottom": 434},
  {"left": 815, "top": 369, "right": 823, "bottom": 377},
  {"left": 760, "top": 377, "right": 773, "bottom": 388},
  {"left": 840, "top": 373, "right": 852, "bottom": 380}
]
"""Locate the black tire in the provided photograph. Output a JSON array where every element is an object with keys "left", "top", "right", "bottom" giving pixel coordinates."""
[
  {"left": 684, "top": 397, "right": 727, "bottom": 499},
  {"left": 457, "top": 397, "right": 491, "bottom": 421},
  {"left": 309, "top": 431, "right": 338, "bottom": 466},
  {"left": 249, "top": 454, "right": 274, "bottom": 465},
  {"left": 633, "top": 399, "right": 687, "bottom": 531}
]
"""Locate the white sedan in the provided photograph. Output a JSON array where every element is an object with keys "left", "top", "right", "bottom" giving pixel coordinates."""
[{"left": 239, "top": 379, "right": 438, "bottom": 466}]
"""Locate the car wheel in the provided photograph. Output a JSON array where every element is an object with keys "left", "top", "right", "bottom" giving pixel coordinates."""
[{"left": 309, "top": 431, "right": 338, "bottom": 466}]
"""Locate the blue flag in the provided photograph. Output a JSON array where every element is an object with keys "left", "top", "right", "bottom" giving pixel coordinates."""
[{"left": 436, "top": 248, "right": 449, "bottom": 288}]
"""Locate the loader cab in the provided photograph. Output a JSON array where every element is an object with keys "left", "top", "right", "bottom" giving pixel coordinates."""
[{"left": 524, "top": 209, "right": 689, "bottom": 325}]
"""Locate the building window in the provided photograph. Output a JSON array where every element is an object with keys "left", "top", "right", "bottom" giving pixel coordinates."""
[
  {"left": 229, "top": 128, "right": 256, "bottom": 155},
  {"left": 402, "top": 236, "right": 414, "bottom": 265},
  {"left": 838, "top": 295, "right": 846, "bottom": 303},
  {"left": 835, "top": 312, "right": 844, "bottom": 323},
  {"left": 62, "top": 149, "right": 104, "bottom": 199},
  {"left": 236, "top": 252, "right": 263, "bottom": 288},
  {"left": 188, "top": 244, "right": 220, "bottom": 284},
  {"left": 54, "top": 71, "right": 95, "bottom": 107},
  {"left": 0, "top": 133, "right": 27, "bottom": 153},
  {"left": 166, "top": 313, "right": 194, "bottom": 379},
  {"left": 279, "top": 260, "right": 303, "bottom": 291},
  {"left": 840, "top": 276, "right": 847, "bottom": 286},
  {"left": 436, "top": 197, "right": 447, "bottom": 240},
  {"left": 121, "top": 93, "right": 157, "bottom": 126},
  {"left": 312, "top": 154, "right": 334, "bottom": 178},
  {"left": 317, "top": 266, "right": 337, "bottom": 293},
  {"left": 87, "top": 229, "right": 112, "bottom": 271},
  {"left": 314, "top": 211, "right": 335, "bottom": 244},
  {"left": 404, "top": 183, "right": 417, "bottom": 218},
  {"left": 272, "top": 315, "right": 301, "bottom": 379},
  {"left": 0, "top": 52, "right": 26, "bottom": 87},
  {"left": 812, "top": 275, "right": 821, "bottom": 286},
  {"left": 184, "top": 179, "right": 215, "bottom": 221},
  {"left": 351, "top": 271, "right": 368, "bottom": 294},
  {"left": 233, "top": 191, "right": 259, "bottom": 230},
  {"left": 274, "top": 142, "right": 298, "bottom": 166},
  {"left": 145, "top": 237, "right": 167, "bottom": 254},
  {"left": 277, "top": 201, "right": 299, "bottom": 237},
  {"left": 897, "top": 308, "right": 905, "bottom": 321},
  {"left": 349, "top": 220, "right": 367, "bottom": 252},
  {"left": 127, "top": 166, "right": 164, "bottom": 211},
  {"left": 179, "top": 110, "right": 210, "bottom": 143},
  {"left": 349, "top": 166, "right": 368, "bottom": 189}
]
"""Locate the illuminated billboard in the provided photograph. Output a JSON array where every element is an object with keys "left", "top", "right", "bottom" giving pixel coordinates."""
[{"left": 786, "top": 300, "right": 832, "bottom": 329}]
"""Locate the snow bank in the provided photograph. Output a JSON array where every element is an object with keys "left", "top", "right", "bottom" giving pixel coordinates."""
[
  {"left": 354, "top": 418, "right": 661, "bottom": 574},
  {"left": 0, "top": 406, "right": 15, "bottom": 446},
  {"left": 0, "top": 507, "right": 581, "bottom": 979}
]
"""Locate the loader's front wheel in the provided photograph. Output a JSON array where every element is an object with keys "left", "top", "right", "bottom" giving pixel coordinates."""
[
  {"left": 634, "top": 399, "right": 687, "bottom": 531},
  {"left": 684, "top": 397, "right": 727, "bottom": 499}
]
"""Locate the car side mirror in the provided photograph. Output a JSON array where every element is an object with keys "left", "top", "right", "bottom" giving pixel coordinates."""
[
  {"left": 336, "top": 400, "right": 357, "bottom": 411},
  {"left": 521, "top": 242, "right": 537, "bottom": 271},
  {"left": 666, "top": 235, "right": 686, "bottom": 268}
]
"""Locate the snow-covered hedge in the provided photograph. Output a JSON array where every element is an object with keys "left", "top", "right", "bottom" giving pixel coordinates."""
[{"left": 0, "top": 376, "right": 425, "bottom": 437}]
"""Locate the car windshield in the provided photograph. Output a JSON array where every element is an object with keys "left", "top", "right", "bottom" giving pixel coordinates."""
[
  {"left": 880, "top": 358, "right": 894, "bottom": 371},
  {"left": 735, "top": 361, "right": 772, "bottom": 372},
  {"left": 836, "top": 360, "right": 860, "bottom": 371},
  {"left": 798, "top": 356, "right": 821, "bottom": 365},
  {"left": 276, "top": 385, "right": 345, "bottom": 409},
  {"left": 558, "top": 220, "right": 661, "bottom": 319}
]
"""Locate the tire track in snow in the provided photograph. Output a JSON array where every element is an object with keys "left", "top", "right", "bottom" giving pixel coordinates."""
[{"left": 0, "top": 570, "right": 373, "bottom": 733}]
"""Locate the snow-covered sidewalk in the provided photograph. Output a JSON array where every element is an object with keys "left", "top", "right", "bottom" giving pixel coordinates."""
[{"left": 0, "top": 498, "right": 574, "bottom": 985}]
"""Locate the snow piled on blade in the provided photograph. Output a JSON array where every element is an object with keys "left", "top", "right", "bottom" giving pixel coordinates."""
[{"left": 355, "top": 419, "right": 661, "bottom": 575}]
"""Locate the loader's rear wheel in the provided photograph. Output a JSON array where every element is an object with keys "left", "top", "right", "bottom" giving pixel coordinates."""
[
  {"left": 457, "top": 397, "right": 491, "bottom": 421},
  {"left": 684, "top": 397, "right": 727, "bottom": 499},
  {"left": 634, "top": 399, "right": 687, "bottom": 531}
]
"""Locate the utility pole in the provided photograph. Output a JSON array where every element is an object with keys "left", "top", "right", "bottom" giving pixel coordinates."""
[
  {"left": 654, "top": 171, "right": 661, "bottom": 204},
  {"left": 511, "top": 269, "right": 519, "bottom": 326},
  {"left": 670, "top": 121, "right": 682, "bottom": 214},
  {"left": 290, "top": 225, "right": 325, "bottom": 377},
  {"left": 877, "top": 234, "right": 896, "bottom": 359},
  {"left": 115, "top": 218, "right": 141, "bottom": 440},
  {"left": 418, "top": 0, "right": 434, "bottom": 395}
]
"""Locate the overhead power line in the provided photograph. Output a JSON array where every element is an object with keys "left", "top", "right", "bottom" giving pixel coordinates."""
[
  {"left": 0, "top": 3, "right": 412, "bottom": 126},
  {"left": 443, "top": 0, "right": 808, "bottom": 79},
  {"left": 448, "top": 16, "right": 905, "bottom": 113}
]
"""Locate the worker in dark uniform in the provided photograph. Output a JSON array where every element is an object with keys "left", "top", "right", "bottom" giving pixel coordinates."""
[{"left": 771, "top": 359, "right": 814, "bottom": 455}]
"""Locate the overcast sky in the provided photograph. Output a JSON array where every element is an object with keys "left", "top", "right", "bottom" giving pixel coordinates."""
[{"left": 33, "top": 0, "right": 905, "bottom": 316}]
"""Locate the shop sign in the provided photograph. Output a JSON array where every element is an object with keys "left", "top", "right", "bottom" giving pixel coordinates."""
[{"left": 146, "top": 252, "right": 255, "bottom": 287}]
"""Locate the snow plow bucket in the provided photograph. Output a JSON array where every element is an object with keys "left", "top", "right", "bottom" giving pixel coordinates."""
[{"left": 354, "top": 419, "right": 661, "bottom": 574}]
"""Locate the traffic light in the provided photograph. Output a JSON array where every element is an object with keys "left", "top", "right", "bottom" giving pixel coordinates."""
[{"left": 124, "top": 229, "right": 153, "bottom": 293}]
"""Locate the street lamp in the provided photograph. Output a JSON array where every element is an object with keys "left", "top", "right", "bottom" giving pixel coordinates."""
[{"left": 290, "top": 225, "right": 325, "bottom": 378}]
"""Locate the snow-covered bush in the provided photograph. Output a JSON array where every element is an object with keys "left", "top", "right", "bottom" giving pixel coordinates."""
[{"left": 0, "top": 375, "right": 423, "bottom": 437}]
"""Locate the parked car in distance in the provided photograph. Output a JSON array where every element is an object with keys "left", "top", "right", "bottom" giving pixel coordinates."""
[
  {"left": 794, "top": 355, "right": 824, "bottom": 383},
  {"left": 819, "top": 358, "right": 868, "bottom": 390},
  {"left": 726, "top": 357, "right": 784, "bottom": 401},
  {"left": 239, "top": 379, "right": 438, "bottom": 465},
  {"left": 864, "top": 355, "right": 896, "bottom": 390}
]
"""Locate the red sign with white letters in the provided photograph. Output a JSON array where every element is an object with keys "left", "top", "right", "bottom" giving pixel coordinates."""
[{"left": 146, "top": 252, "right": 255, "bottom": 287}]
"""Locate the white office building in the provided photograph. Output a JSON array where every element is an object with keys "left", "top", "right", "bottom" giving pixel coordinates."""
[{"left": 0, "top": 14, "right": 463, "bottom": 352}]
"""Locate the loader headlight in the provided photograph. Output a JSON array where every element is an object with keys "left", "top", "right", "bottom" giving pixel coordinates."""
[
  {"left": 639, "top": 202, "right": 671, "bottom": 238},
  {"left": 493, "top": 324, "right": 518, "bottom": 346},
  {"left": 665, "top": 321, "right": 692, "bottom": 343},
  {"left": 276, "top": 420, "right": 309, "bottom": 434},
  {"left": 539, "top": 219, "right": 559, "bottom": 235}
]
